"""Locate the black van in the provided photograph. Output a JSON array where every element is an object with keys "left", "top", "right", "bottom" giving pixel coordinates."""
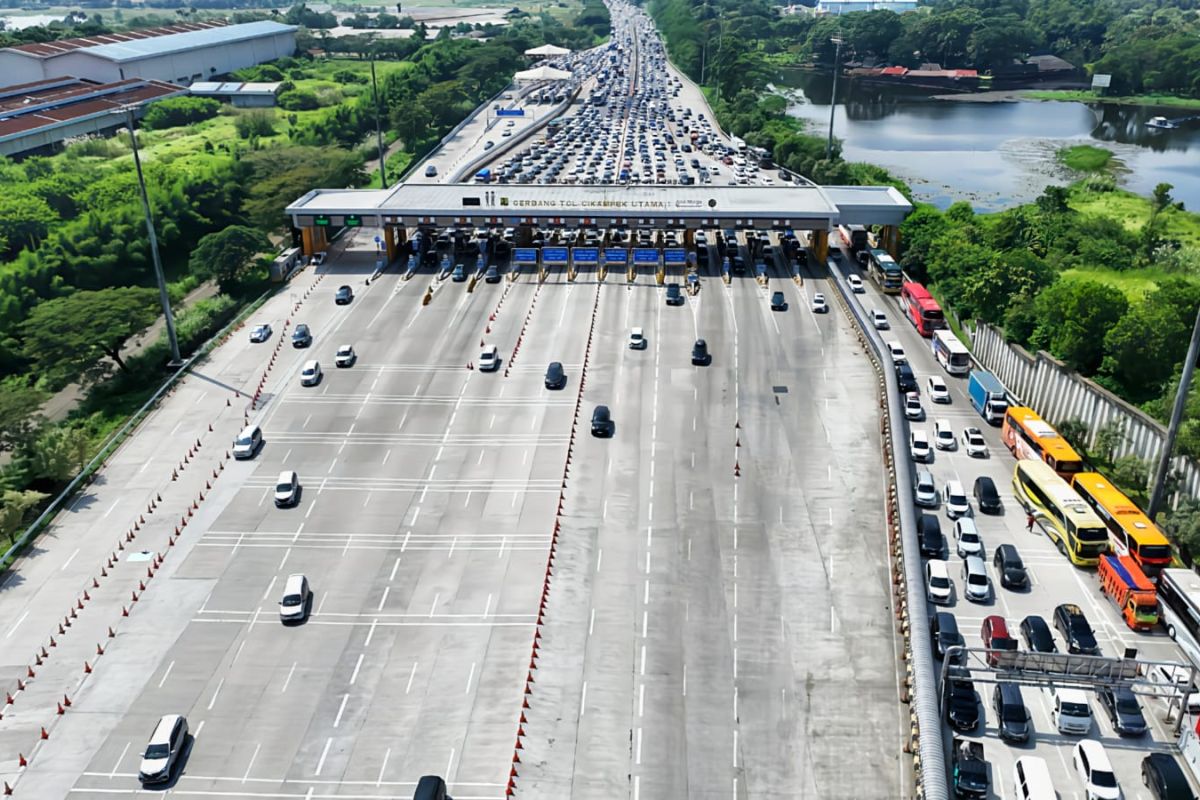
[
  {"left": 992, "top": 683, "right": 1031, "bottom": 742},
  {"left": 895, "top": 362, "right": 917, "bottom": 393},
  {"left": 413, "top": 775, "right": 447, "bottom": 800},
  {"left": 993, "top": 544, "right": 1029, "bottom": 590},
  {"left": 918, "top": 514, "right": 945, "bottom": 558}
]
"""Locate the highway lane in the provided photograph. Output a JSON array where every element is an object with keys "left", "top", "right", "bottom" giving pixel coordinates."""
[{"left": 837, "top": 239, "right": 1197, "bottom": 799}]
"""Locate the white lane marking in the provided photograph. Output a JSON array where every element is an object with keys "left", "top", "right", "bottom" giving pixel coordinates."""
[
  {"left": 477, "top": 450, "right": 485, "bottom": 465},
  {"left": 635, "top": 727, "right": 642, "bottom": 765},
  {"left": 639, "top": 645, "right": 646, "bottom": 676},
  {"left": 333, "top": 693, "right": 349, "bottom": 727},
  {"left": 262, "top": 576, "right": 278, "bottom": 602},
  {"left": 382, "top": 450, "right": 391, "bottom": 465},
  {"left": 683, "top": 663, "right": 687, "bottom": 696},
  {"left": 445, "top": 748, "right": 456, "bottom": 781},
  {"left": 207, "top": 678, "right": 225, "bottom": 710},
  {"left": 377, "top": 748, "right": 391, "bottom": 787},
  {"left": 377, "top": 587, "right": 390, "bottom": 611},
  {"left": 350, "top": 654, "right": 365, "bottom": 685},
  {"left": 6, "top": 610, "right": 29, "bottom": 638},
  {"left": 108, "top": 742, "right": 133, "bottom": 779},
  {"left": 302, "top": 415, "right": 312, "bottom": 430},
  {"left": 314, "top": 737, "right": 333, "bottom": 776},
  {"left": 596, "top": 548, "right": 603, "bottom": 573},
  {"left": 589, "top": 608, "right": 595, "bottom": 636},
  {"left": 101, "top": 499, "right": 120, "bottom": 520},
  {"left": 232, "top": 641, "right": 246, "bottom": 665},
  {"left": 465, "top": 662, "right": 476, "bottom": 694},
  {"left": 405, "top": 662, "right": 418, "bottom": 694},
  {"left": 483, "top": 593, "right": 493, "bottom": 619},
  {"left": 62, "top": 546, "right": 83, "bottom": 570},
  {"left": 390, "top": 557, "right": 401, "bottom": 581},
  {"left": 364, "top": 618, "right": 378, "bottom": 647},
  {"left": 243, "top": 743, "right": 261, "bottom": 784},
  {"left": 281, "top": 663, "right": 296, "bottom": 693},
  {"left": 278, "top": 548, "right": 291, "bottom": 571},
  {"left": 580, "top": 680, "right": 588, "bottom": 717},
  {"left": 638, "top": 684, "right": 645, "bottom": 717},
  {"left": 194, "top": 720, "right": 205, "bottom": 739}
]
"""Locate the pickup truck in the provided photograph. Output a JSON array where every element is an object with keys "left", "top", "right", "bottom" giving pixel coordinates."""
[{"left": 951, "top": 737, "right": 989, "bottom": 799}]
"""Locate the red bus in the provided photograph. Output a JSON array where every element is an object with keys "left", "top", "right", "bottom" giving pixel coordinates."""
[{"left": 900, "top": 282, "right": 946, "bottom": 337}]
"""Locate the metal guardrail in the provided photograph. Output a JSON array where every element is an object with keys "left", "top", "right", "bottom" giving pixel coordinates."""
[
  {"left": 0, "top": 286, "right": 275, "bottom": 571},
  {"left": 826, "top": 258, "right": 948, "bottom": 800}
]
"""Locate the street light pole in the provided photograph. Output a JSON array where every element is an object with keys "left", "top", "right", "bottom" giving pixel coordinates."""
[
  {"left": 1149, "top": 305, "right": 1200, "bottom": 520},
  {"left": 121, "top": 106, "right": 181, "bottom": 366},
  {"left": 825, "top": 36, "right": 844, "bottom": 161},
  {"left": 370, "top": 51, "right": 388, "bottom": 189}
]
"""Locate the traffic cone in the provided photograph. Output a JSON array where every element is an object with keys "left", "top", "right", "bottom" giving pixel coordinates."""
[
  {"left": 41, "top": 726, "right": 49, "bottom": 739},
  {"left": 57, "top": 702, "right": 65, "bottom": 715},
  {"left": 18, "top": 754, "right": 27, "bottom": 767},
  {"left": 83, "top": 662, "right": 92, "bottom": 674},
  {"left": 63, "top": 694, "right": 71, "bottom": 707}
]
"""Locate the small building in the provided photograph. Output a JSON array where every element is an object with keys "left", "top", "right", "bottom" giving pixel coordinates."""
[
  {"left": 0, "top": 75, "right": 186, "bottom": 157},
  {"left": 189, "top": 80, "right": 282, "bottom": 107},
  {"left": 814, "top": 0, "right": 918, "bottom": 14},
  {"left": 0, "top": 20, "right": 296, "bottom": 86}
]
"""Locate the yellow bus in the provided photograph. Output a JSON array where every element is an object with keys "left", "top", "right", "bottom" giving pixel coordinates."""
[
  {"left": 1002, "top": 407, "right": 1085, "bottom": 479},
  {"left": 1071, "top": 472, "right": 1173, "bottom": 576},
  {"left": 1013, "top": 460, "right": 1109, "bottom": 567}
]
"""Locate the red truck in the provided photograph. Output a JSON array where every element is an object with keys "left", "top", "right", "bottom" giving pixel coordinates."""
[{"left": 1098, "top": 554, "right": 1159, "bottom": 631}]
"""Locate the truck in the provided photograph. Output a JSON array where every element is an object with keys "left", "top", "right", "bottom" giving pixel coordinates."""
[
  {"left": 968, "top": 370, "right": 1008, "bottom": 426},
  {"left": 1098, "top": 554, "right": 1159, "bottom": 631},
  {"left": 950, "top": 737, "right": 989, "bottom": 799}
]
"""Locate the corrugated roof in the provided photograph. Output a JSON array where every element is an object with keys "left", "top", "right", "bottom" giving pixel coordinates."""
[
  {"left": 189, "top": 80, "right": 282, "bottom": 96},
  {"left": 0, "top": 78, "right": 185, "bottom": 143},
  {"left": 82, "top": 21, "right": 296, "bottom": 63},
  {"left": 6, "top": 21, "right": 227, "bottom": 57}
]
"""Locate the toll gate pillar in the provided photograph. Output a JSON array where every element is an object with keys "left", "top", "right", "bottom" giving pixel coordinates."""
[
  {"left": 384, "top": 227, "right": 404, "bottom": 262},
  {"left": 811, "top": 228, "right": 829, "bottom": 264},
  {"left": 879, "top": 225, "right": 901, "bottom": 259},
  {"left": 300, "top": 225, "right": 329, "bottom": 257}
]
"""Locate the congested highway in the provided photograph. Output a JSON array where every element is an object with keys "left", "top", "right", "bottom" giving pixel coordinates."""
[{"left": 834, "top": 234, "right": 1200, "bottom": 799}]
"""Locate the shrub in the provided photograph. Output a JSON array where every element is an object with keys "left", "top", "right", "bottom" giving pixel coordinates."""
[
  {"left": 234, "top": 109, "right": 277, "bottom": 139},
  {"left": 173, "top": 295, "right": 239, "bottom": 354},
  {"left": 141, "top": 96, "right": 222, "bottom": 130},
  {"left": 278, "top": 90, "right": 320, "bottom": 111}
]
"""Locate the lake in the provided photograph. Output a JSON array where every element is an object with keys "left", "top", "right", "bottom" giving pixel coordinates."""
[{"left": 779, "top": 70, "right": 1200, "bottom": 211}]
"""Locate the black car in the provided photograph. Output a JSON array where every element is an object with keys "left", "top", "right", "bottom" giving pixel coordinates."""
[
  {"left": 732, "top": 254, "right": 746, "bottom": 273},
  {"left": 291, "top": 323, "right": 312, "bottom": 348},
  {"left": 485, "top": 265, "right": 501, "bottom": 283},
  {"left": 691, "top": 339, "right": 711, "bottom": 366},
  {"left": 944, "top": 675, "right": 979, "bottom": 732},
  {"left": 770, "top": 291, "right": 788, "bottom": 311},
  {"left": 591, "top": 405, "right": 613, "bottom": 437},
  {"left": 895, "top": 363, "right": 917, "bottom": 393},
  {"left": 544, "top": 361, "right": 566, "bottom": 390},
  {"left": 1053, "top": 603, "right": 1100, "bottom": 655},
  {"left": 992, "top": 683, "right": 1031, "bottom": 743},
  {"left": 930, "top": 611, "right": 964, "bottom": 661},
  {"left": 993, "top": 544, "right": 1029, "bottom": 590},
  {"left": 1019, "top": 615, "right": 1057, "bottom": 653},
  {"left": 665, "top": 283, "right": 684, "bottom": 306},
  {"left": 918, "top": 514, "right": 945, "bottom": 558},
  {"left": 1142, "top": 753, "right": 1193, "bottom": 800},
  {"left": 1097, "top": 685, "right": 1147, "bottom": 736},
  {"left": 335, "top": 285, "right": 354, "bottom": 304},
  {"left": 973, "top": 476, "right": 1002, "bottom": 514},
  {"left": 452, "top": 264, "right": 467, "bottom": 282}
]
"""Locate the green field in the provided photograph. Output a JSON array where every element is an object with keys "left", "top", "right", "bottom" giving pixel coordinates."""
[
  {"left": 1057, "top": 144, "right": 1113, "bottom": 172},
  {"left": 1026, "top": 90, "right": 1200, "bottom": 110},
  {"left": 1070, "top": 187, "right": 1200, "bottom": 247}
]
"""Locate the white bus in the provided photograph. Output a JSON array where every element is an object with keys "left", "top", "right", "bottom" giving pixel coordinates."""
[
  {"left": 1158, "top": 568, "right": 1200, "bottom": 668},
  {"left": 932, "top": 329, "right": 971, "bottom": 376}
]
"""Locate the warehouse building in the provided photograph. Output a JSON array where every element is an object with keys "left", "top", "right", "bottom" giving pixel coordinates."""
[{"left": 0, "top": 20, "right": 297, "bottom": 86}]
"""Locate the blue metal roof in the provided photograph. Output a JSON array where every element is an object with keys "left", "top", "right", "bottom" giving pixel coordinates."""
[{"left": 82, "top": 21, "right": 295, "bottom": 63}]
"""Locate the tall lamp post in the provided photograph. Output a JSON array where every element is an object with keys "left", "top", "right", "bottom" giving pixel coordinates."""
[
  {"left": 117, "top": 105, "right": 181, "bottom": 366},
  {"left": 825, "top": 36, "right": 844, "bottom": 161},
  {"left": 370, "top": 43, "right": 388, "bottom": 189}
]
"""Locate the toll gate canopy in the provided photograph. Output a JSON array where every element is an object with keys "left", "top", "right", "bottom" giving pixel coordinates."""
[{"left": 287, "top": 183, "right": 912, "bottom": 231}]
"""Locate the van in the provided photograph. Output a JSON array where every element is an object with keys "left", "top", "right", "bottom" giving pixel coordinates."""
[
  {"left": 274, "top": 470, "right": 300, "bottom": 508},
  {"left": 138, "top": 714, "right": 188, "bottom": 785},
  {"left": 479, "top": 345, "right": 500, "bottom": 372},
  {"left": 279, "top": 573, "right": 311, "bottom": 623},
  {"left": 992, "top": 683, "right": 1031, "bottom": 742},
  {"left": 629, "top": 327, "right": 647, "bottom": 350},
  {"left": 300, "top": 360, "right": 322, "bottom": 386},
  {"left": 1052, "top": 687, "right": 1092, "bottom": 734},
  {"left": 232, "top": 425, "right": 263, "bottom": 460},
  {"left": 1012, "top": 756, "right": 1055, "bottom": 800}
]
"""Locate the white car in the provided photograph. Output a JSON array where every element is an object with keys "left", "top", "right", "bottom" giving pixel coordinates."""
[
  {"left": 910, "top": 430, "right": 932, "bottom": 463},
  {"left": 962, "top": 427, "right": 988, "bottom": 458},
  {"left": 925, "top": 559, "right": 952, "bottom": 605},
  {"left": 811, "top": 293, "right": 828, "bottom": 313},
  {"left": 904, "top": 392, "right": 924, "bottom": 421},
  {"left": 934, "top": 419, "right": 956, "bottom": 450},
  {"left": 871, "top": 309, "right": 889, "bottom": 330},
  {"left": 914, "top": 468, "right": 937, "bottom": 508},
  {"left": 847, "top": 274, "right": 865, "bottom": 293},
  {"left": 249, "top": 324, "right": 272, "bottom": 343},
  {"left": 886, "top": 340, "right": 906, "bottom": 364},
  {"left": 954, "top": 517, "right": 983, "bottom": 558},
  {"left": 943, "top": 480, "right": 970, "bottom": 519},
  {"left": 479, "top": 346, "right": 500, "bottom": 372},
  {"left": 299, "top": 360, "right": 322, "bottom": 387},
  {"left": 927, "top": 376, "right": 950, "bottom": 403},
  {"left": 335, "top": 344, "right": 356, "bottom": 368},
  {"left": 1072, "top": 740, "right": 1120, "bottom": 800}
]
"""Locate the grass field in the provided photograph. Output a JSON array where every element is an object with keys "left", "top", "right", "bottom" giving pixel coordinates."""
[
  {"left": 1059, "top": 265, "right": 1178, "bottom": 299},
  {"left": 1057, "top": 144, "right": 1113, "bottom": 172},
  {"left": 1070, "top": 186, "right": 1200, "bottom": 247},
  {"left": 1025, "top": 90, "right": 1200, "bottom": 110}
]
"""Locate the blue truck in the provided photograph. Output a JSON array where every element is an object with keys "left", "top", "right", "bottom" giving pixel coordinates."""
[{"left": 968, "top": 370, "right": 1008, "bottom": 426}]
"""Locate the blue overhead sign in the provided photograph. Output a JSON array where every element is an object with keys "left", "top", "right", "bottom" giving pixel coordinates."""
[
  {"left": 633, "top": 248, "right": 659, "bottom": 264},
  {"left": 496, "top": 108, "right": 525, "bottom": 117},
  {"left": 513, "top": 248, "right": 539, "bottom": 263},
  {"left": 664, "top": 249, "right": 687, "bottom": 264},
  {"left": 603, "top": 248, "right": 628, "bottom": 263},
  {"left": 572, "top": 248, "right": 599, "bottom": 264},
  {"left": 542, "top": 247, "right": 569, "bottom": 263}
]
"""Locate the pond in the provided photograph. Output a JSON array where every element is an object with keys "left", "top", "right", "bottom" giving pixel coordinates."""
[{"left": 779, "top": 70, "right": 1200, "bottom": 211}]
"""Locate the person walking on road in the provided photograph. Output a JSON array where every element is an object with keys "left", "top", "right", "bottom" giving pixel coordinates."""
[{"left": 1026, "top": 512, "right": 1036, "bottom": 533}]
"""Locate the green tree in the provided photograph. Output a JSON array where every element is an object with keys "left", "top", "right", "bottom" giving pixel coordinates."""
[
  {"left": 1092, "top": 419, "right": 1128, "bottom": 464},
  {"left": 1109, "top": 454, "right": 1151, "bottom": 501},
  {"left": 189, "top": 226, "right": 271, "bottom": 291},
  {"left": 31, "top": 425, "right": 91, "bottom": 482},
  {"left": 0, "top": 489, "right": 49, "bottom": 546},
  {"left": 19, "top": 287, "right": 160, "bottom": 384},
  {"left": 234, "top": 109, "right": 277, "bottom": 139},
  {"left": 0, "top": 383, "right": 47, "bottom": 452},
  {"left": 1055, "top": 418, "right": 1091, "bottom": 456},
  {"left": 278, "top": 90, "right": 321, "bottom": 111},
  {"left": 1162, "top": 498, "right": 1200, "bottom": 561},
  {"left": 237, "top": 147, "right": 366, "bottom": 231},
  {"left": 0, "top": 192, "right": 56, "bottom": 256},
  {"left": 1030, "top": 280, "right": 1129, "bottom": 374},
  {"left": 141, "top": 96, "right": 221, "bottom": 130}
]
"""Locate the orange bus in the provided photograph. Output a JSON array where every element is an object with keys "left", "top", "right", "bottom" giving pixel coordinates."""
[
  {"left": 1002, "top": 407, "right": 1084, "bottom": 479},
  {"left": 1071, "top": 472, "right": 1173, "bottom": 576}
]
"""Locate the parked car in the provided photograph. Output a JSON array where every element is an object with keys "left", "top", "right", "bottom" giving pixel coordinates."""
[
  {"left": 914, "top": 468, "right": 937, "bottom": 508},
  {"left": 962, "top": 555, "right": 990, "bottom": 602},
  {"left": 1073, "top": 740, "right": 1120, "bottom": 800},
  {"left": 1096, "top": 685, "right": 1147, "bottom": 737},
  {"left": 930, "top": 611, "right": 965, "bottom": 661},
  {"left": 993, "top": 683, "right": 1031, "bottom": 743},
  {"left": 926, "top": 559, "right": 953, "bottom": 605},
  {"left": 954, "top": 517, "right": 983, "bottom": 558},
  {"left": 1019, "top": 615, "right": 1057, "bottom": 653},
  {"left": 944, "top": 673, "right": 980, "bottom": 732},
  {"left": 962, "top": 427, "right": 989, "bottom": 457},
  {"left": 1142, "top": 753, "right": 1194, "bottom": 800},
  {"left": 910, "top": 430, "right": 932, "bottom": 463},
  {"left": 981, "top": 615, "right": 1018, "bottom": 666},
  {"left": 1054, "top": 603, "right": 1100, "bottom": 655},
  {"left": 918, "top": 514, "right": 945, "bottom": 558},
  {"left": 974, "top": 476, "right": 1002, "bottom": 513},
  {"left": 994, "top": 545, "right": 1029, "bottom": 590},
  {"left": 943, "top": 480, "right": 971, "bottom": 519}
]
